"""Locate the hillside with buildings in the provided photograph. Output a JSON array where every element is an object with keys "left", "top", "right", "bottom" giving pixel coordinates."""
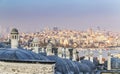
[{"left": 8, "top": 28, "right": 119, "bottom": 49}]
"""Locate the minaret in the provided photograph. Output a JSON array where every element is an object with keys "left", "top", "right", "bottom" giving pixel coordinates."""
[
  {"left": 32, "top": 37, "right": 40, "bottom": 53},
  {"left": 99, "top": 49, "right": 103, "bottom": 64},
  {"left": 107, "top": 50, "right": 111, "bottom": 70},
  {"left": 10, "top": 28, "right": 19, "bottom": 48}
]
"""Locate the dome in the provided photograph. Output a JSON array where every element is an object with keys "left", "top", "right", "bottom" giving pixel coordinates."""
[
  {"left": 11, "top": 28, "right": 19, "bottom": 34},
  {"left": 33, "top": 37, "right": 39, "bottom": 43},
  {"left": 47, "top": 55, "right": 94, "bottom": 74},
  {"left": 0, "top": 42, "right": 7, "bottom": 48},
  {"left": 47, "top": 56, "right": 72, "bottom": 74},
  {"left": 74, "top": 61, "right": 91, "bottom": 72},
  {"left": 0, "top": 48, "right": 49, "bottom": 61},
  {"left": 63, "top": 59, "right": 80, "bottom": 74},
  {"left": 81, "top": 60, "right": 96, "bottom": 71}
]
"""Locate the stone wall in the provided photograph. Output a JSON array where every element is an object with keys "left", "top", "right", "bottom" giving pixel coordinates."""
[{"left": 0, "top": 61, "right": 55, "bottom": 74}]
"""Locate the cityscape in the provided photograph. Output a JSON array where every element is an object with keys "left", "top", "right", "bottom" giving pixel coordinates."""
[
  {"left": 0, "top": 27, "right": 119, "bottom": 74},
  {"left": 0, "top": 27, "right": 120, "bottom": 49},
  {"left": 0, "top": 0, "right": 120, "bottom": 74}
]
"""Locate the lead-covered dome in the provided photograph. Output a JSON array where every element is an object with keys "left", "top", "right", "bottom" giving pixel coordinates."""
[
  {"left": 11, "top": 28, "right": 19, "bottom": 34},
  {"left": 0, "top": 48, "right": 49, "bottom": 61},
  {"left": 47, "top": 55, "right": 95, "bottom": 74}
]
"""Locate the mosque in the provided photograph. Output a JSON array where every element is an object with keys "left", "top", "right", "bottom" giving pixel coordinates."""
[
  {"left": 0, "top": 28, "right": 55, "bottom": 74},
  {"left": 0, "top": 28, "right": 120, "bottom": 74}
]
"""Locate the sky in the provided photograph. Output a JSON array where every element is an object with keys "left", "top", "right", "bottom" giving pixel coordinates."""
[{"left": 0, "top": 0, "right": 120, "bottom": 32}]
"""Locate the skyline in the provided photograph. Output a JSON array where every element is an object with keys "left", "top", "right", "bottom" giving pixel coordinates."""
[{"left": 0, "top": 0, "right": 120, "bottom": 32}]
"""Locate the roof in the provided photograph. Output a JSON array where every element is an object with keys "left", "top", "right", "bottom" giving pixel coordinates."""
[
  {"left": 0, "top": 42, "right": 10, "bottom": 48},
  {"left": 47, "top": 55, "right": 95, "bottom": 74},
  {"left": 11, "top": 28, "right": 19, "bottom": 34},
  {"left": 0, "top": 48, "right": 49, "bottom": 61},
  {"left": 0, "top": 59, "right": 55, "bottom": 64}
]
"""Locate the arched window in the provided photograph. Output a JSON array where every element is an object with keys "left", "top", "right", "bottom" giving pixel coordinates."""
[{"left": 15, "top": 35, "right": 16, "bottom": 39}]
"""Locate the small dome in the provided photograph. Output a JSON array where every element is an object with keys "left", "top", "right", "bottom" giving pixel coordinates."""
[
  {"left": 11, "top": 28, "right": 19, "bottom": 34},
  {"left": 33, "top": 37, "right": 39, "bottom": 43}
]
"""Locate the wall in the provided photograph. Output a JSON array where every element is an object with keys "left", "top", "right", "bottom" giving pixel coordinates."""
[{"left": 0, "top": 61, "right": 55, "bottom": 74}]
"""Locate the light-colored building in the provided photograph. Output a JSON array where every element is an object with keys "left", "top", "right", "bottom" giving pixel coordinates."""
[{"left": 0, "top": 28, "right": 55, "bottom": 74}]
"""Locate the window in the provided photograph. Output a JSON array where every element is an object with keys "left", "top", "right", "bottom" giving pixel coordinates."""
[{"left": 15, "top": 35, "right": 16, "bottom": 39}]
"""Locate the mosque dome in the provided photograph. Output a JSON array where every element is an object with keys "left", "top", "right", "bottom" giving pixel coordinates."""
[
  {"left": 0, "top": 28, "right": 49, "bottom": 61},
  {"left": 80, "top": 60, "right": 96, "bottom": 71},
  {"left": 0, "top": 48, "right": 49, "bottom": 61},
  {"left": 74, "top": 61, "right": 91, "bottom": 72},
  {"left": 47, "top": 55, "right": 95, "bottom": 74},
  {"left": 47, "top": 55, "right": 72, "bottom": 74},
  {"left": 10, "top": 28, "right": 19, "bottom": 34}
]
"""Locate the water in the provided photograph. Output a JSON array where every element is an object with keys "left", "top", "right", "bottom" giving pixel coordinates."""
[{"left": 78, "top": 48, "right": 120, "bottom": 59}]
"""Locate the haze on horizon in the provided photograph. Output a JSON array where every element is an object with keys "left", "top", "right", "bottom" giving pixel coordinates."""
[{"left": 0, "top": 0, "right": 120, "bottom": 32}]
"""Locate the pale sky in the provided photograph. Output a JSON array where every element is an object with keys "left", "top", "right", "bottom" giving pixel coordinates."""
[{"left": 0, "top": 0, "right": 120, "bottom": 32}]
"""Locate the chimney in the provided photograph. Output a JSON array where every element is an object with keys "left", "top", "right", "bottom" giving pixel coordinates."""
[
  {"left": 99, "top": 49, "right": 103, "bottom": 64},
  {"left": 10, "top": 28, "right": 19, "bottom": 49},
  {"left": 107, "top": 50, "right": 111, "bottom": 70},
  {"left": 90, "top": 49, "right": 93, "bottom": 62}
]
